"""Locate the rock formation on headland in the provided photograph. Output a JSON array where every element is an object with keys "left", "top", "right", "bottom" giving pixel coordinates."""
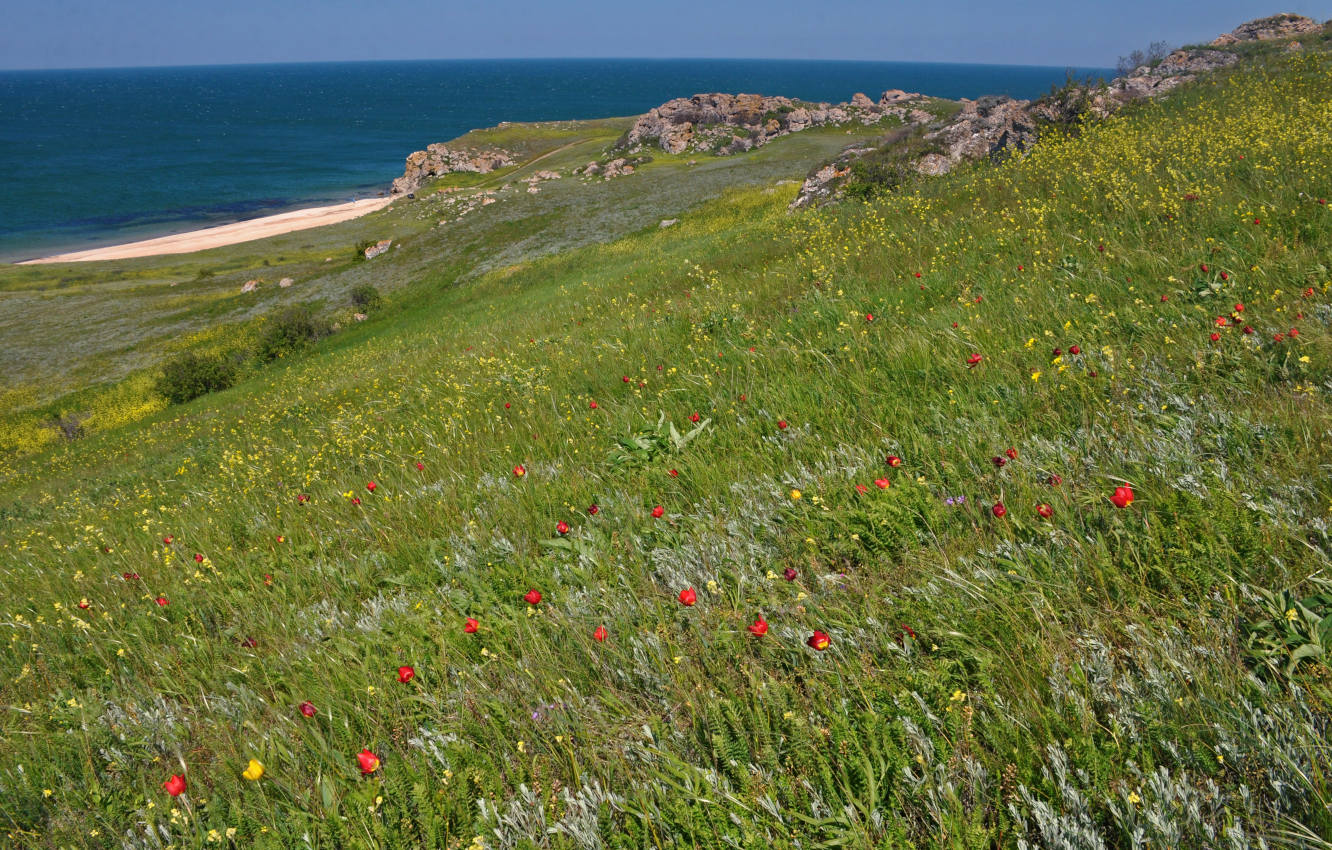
[
  {"left": 613, "top": 90, "right": 934, "bottom": 156},
  {"left": 391, "top": 144, "right": 515, "bottom": 195},
  {"left": 387, "top": 14, "right": 1325, "bottom": 207}
]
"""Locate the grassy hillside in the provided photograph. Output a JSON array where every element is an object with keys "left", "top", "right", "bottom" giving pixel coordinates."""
[{"left": 2, "top": 46, "right": 1331, "bottom": 850}]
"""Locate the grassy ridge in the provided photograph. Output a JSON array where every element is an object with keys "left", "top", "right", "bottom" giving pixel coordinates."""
[{"left": 1, "top": 48, "right": 1331, "bottom": 849}]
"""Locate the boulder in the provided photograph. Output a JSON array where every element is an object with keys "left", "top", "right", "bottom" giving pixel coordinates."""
[
  {"left": 364, "top": 239, "right": 392, "bottom": 260},
  {"left": 278, "top": 277, "right": 294, "bottom": 288},
  {"left": 241, "top": 279, "right": 259, "bottom": 293}
]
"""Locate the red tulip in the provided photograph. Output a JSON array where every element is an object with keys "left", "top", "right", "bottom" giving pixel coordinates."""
[
  {"left": 1243, "top": 325, "right": 1254, "bottom": 335},
  {"left": 678, "top": 587, "right": 697, "bottom": 607},
  {"left": 1110, "top": 485, "right": 1134, "bottom": 508},
  {"left": 357, "top": 749, "right": 380, "bottom": 775},
  {"left": 297, "top": 493, "right": 309, "bottom": 503},
  {"left": 77, "top": 599, "right": 91, "bottom": 609},
  {"left": 556, "top": 520, "right": 570, "bottom": 535},
  {"left": 1052, "top": 347, "right": 1062, "bottom": 357},
  {"left": 1289, "top": 327, "right": 1299, "bottom": 337},
  {"left": 397, "top": 665, "right": 415, "bottom": 683},
  {"left": 163, "top": 774, "right": 187, "bottom": 797},
  {"left": 1210, "top": 332, "right": 1221, "bottom": 342},
  {"left": 1037, "top": 503, "right": 1053, "bottom": 519},
  {"left": 777, "top": 420, "right": 788, "bottom": 430},
  {"left": 865, "top": 313, "right": 874, "bottom": 322},
  {"left": 416, "top": 462, "right": 424, "bottom": 470},
  {"left": 123, "top": 572, "right": 139, "bottom": 580},
  {"left": 748, "top": 617, "right": 769, "bottom": 636},
  {"left": 366, "top": 482, "right": 377, "bottom": 493},
  {"left": 667, "top": 469, "right": 679, "bottom": 478},
  {"left": 513, "top": 464, "right": 526, "bottom": 477},
  {"left": 162, "top": 535, "right": 174, "bottom": 545},
  {"left": 622, "top": 375, "right": 631, "bottom": 383},
  {"left": 1215, "top": 316, "right": 1228, "bottom": 327},
  {"left": 504, "top": 402, "right": 511, "bottom": 409},
  {"left": 874, "top": 478, "right": 890, "bottom": 489},
  {"left": 992, "top": 502, "right": 1007, "bottom": 518},
  {"left": 587, "top": 504, "right": 599, "bottom": 515},
  {"left": 1234, "top": 303, "right": 1244, "bottom": 313},
  {"left": 155, "top": 596, "right": 169, "bottom": 606},
  {"left": 855, "top": 484, "right": 869, "bottom": 495},
  {"left": 464, "top": 617, "right": 479, "bottom": 633},
  {"left": 1274, "top": 333, "right": 1285, "bottom": 342},
  {"left": 783, "top": 568, "right": 798, "bottom": 581},
  {"left": 1200, "top": 263, "right": 1209, "bottom": 273},
  {"left": 1005, "top": 447, "right": 1018, "bottom": 460},
  {"left": 1047, "top": 473, "right": 1063, "bottom": 486},
  {"left": 593, "top": 625, "right": 608, "bottom": 642},
  {"left": 194, "top": 553, "right": 203, "bottom": 563},
  {"left": 807, "top": 631, "right": 831, "bottom": 651},
  {"left": 689, "top": 412, "right": 701, "bottom": 423},
  {"left": 966, "top": 353, "right": 983, "bottom": 368},
  {"left": 651, "top": 505, "right": 665, "bottom": 518},
  {"left": 1068, "top": 345, "right": 1080, "bottom": 355},
  {"left": 914, "top": 272, "right": 922, "bottom": 278},
  {"left": 1017, "top": 264, "right": 1024, "bottom": 272},
  {"left": 351, "top": 497, "right": 361, "bottom": 506},
  {"left": 524, "top": 589, "right": 542, "bottom": 606},
  {"left": 992, "top": 456, "right": 1007, "bottom": 467},
  {"left": 886, "top": 455, "right": 902, "bottom": 468},
  {"left": 299, "top": 701, "right": 317, "bottom": 717}
]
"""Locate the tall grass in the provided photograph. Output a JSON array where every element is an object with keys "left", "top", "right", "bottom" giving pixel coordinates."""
[{"left": 1, "top": 49, "right": 1330, "bottom": 849}]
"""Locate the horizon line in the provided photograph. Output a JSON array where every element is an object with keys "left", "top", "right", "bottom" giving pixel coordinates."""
[{"left": 0, "top": 55, "right": 1120, "bottom": 74}]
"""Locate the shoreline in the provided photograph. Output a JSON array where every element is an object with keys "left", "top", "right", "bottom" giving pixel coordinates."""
[{"left": 17, "top": 196, "right": 396, "bottom": 264}]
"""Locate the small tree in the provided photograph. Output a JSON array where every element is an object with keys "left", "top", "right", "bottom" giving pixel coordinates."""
[
  {"left": 350, "top": 283, "right": 383, "bottom": 312},
  {"left": 256, "top": 305, "right": 330, "bottom": 362},
  {"left": 1116, "top": 41, "right": 1173, "bottom": 76},
  {"left": 157, "top": 353, "right": 237, "bottom": 403}
]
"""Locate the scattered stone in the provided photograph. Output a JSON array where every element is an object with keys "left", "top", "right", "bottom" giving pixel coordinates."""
[
  {"left": 278, "top": 277, "right": 294, "bottom": 288},
  {"left": 241, "top": 279, "right": 259, "bottom": 293},
  {"left": 659, "top": 219, "right": 678, "bottom": 228},
  {"left": 353, "top": 313, "right": 368, "bottom": 322},
  {"left": 364, "top": 239, "right": 392, "bottom": 260}
]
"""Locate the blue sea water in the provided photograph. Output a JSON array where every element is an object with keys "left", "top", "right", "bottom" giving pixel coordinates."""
[{"left": 0, "top": 59, "right": 1112, "bottom": 262}]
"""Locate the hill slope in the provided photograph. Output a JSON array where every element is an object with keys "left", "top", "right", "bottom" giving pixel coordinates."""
[{"left": 2, "top": 28, "right": 1332, "bottom": 850}]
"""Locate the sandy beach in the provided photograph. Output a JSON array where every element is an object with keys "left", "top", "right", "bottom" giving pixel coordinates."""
[{"left": 19, "top": 196, "right": 396, "bottom": 264}]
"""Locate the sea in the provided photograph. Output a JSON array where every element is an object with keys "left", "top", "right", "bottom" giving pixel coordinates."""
[{"left": 0, "top": 59, "right": 1113, "bottom": 262}]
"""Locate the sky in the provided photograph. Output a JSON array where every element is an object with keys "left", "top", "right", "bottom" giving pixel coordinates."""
[{"left": 1, "top": 0, "right": 1329, "bottom": 70}]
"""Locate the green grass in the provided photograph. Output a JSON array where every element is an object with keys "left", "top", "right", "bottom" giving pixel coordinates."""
[{"left": 1, "top": 47, "right": 1331, "bottom": 849}]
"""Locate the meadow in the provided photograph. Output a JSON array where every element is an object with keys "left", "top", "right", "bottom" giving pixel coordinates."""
[{"left": 1, "top": 42, "right": 1330, "bottom": 849}]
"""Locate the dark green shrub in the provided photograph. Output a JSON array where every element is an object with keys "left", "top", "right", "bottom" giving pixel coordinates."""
[
  {"left": 350, "top": 283, "right": 383, "bottom": 312},
  {"left": 256, "top": 305, "right": 330, "bottom": 362},
  {"left": 156, "top": 353, "right": 237, "bottom": 403}
]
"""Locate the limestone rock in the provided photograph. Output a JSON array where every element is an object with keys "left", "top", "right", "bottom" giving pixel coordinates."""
[
  {"left": 278, "top": 277, "right": 294, "bottom": 288},
  {"left": 614, "top": 89, "right": 933, "bottom": 156},
  {"left": 1211, "top": 13, "right": 1322, "bottom": 45},
  {"left": 364, "top": 239, "right": 392, "bottom": 260},
  {"left": 241, "top": 279, "right": 259, "bottom": 293},
  {"left": 392, "top": 144, "right": 515, "bottom": 195}
]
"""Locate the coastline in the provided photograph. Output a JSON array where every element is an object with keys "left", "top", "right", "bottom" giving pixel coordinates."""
[{"left": 17, "top": 196, "right": 396, "bottom": 264}]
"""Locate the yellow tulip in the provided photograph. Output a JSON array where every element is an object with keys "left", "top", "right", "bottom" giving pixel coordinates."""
[{"left": 242, "top": 759, "right": 264, "bottom": 781}]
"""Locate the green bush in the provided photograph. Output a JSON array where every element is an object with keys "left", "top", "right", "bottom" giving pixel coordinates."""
[
  {"left": 350, "top": 283, "right": 383, "bottom": 312},
  {"left": 155, "top": 352, "right": 237, "bottom": 404},
  {"left": 256, "top": 305, "right": 331, "bottom": 362}
]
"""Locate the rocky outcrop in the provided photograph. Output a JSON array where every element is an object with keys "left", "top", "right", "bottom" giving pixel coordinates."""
[
  {"left": 363, "top": 239, "right": 392, "bottom": 260},
  {"left": 1211, "top": 13, "right": 1323, "bottom": 45},
  {"left": 615, "top": 90, "right": 935, "bottom": 156},
  {"left": 577, "top": 157, "right": 647, "bottom": 179},
  {"left": 790, "top": 14, "right": 1307, "bottom": 209},
  {"left": 391, "top": 144, "right": 515, "bottom": 195}
]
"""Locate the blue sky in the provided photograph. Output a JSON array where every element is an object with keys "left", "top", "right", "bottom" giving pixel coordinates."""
[{"left": 2, "top": 0, "right": 1329, "bottom": 70}]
